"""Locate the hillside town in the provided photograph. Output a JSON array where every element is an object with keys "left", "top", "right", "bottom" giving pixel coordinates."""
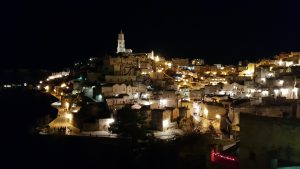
[{"left": 18, "top": 30, "right": 300, "bottom": 168}]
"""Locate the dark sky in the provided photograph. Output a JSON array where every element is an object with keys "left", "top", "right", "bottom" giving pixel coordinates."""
[{"left": 2, "top": 0, "right": 300, "bottom": 70}]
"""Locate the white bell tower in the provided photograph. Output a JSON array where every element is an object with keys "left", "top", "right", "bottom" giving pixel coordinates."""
[{"left": 117, "top": 30, "right": 126, "bottom": 53}]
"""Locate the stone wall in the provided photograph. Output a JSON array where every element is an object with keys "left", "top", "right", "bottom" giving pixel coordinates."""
[{"left": 240, "top": 114, "right": 300, "bottom": 169}]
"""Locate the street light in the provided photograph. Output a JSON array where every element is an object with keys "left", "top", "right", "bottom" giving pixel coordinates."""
[
  {"left": 44, "top": 85, "right": 49, "bottom": 92},
  {"left": 61, "top": 83, "right": 66, "bottom": 88},
  {"left": 155, "top": 55, "right": 159, "bottom": 62},
  {"left": 65, "top": 113, "right": 73, "bottom": 121},
  {"left": 204, "top": 108, "right": 208, "bottom": 118},
  {"left": 65, "top": 102, "right": 69, "bottom": 111}
]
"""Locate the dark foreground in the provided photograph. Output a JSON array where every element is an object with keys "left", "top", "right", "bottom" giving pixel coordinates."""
[{"left": 0, "top": 88, "right": 209, "bottom": 169}]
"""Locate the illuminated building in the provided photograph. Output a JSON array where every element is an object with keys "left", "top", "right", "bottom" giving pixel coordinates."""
[
  {"left": 191, "top": 59, "right": 205, "bottom": 65},
  {"left": 151, "top": 109, "right": 172, "bottom": 131},
  {"left": 239, "top": 63, "right": 255, "bottom": 77},
  {"left": 116, "top": 30, "right": 132, "bottom": 53}
]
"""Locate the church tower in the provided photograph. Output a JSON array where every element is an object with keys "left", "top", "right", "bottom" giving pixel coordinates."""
[{"left": 117, "top": 30, "right": 126, "bottom": 53}]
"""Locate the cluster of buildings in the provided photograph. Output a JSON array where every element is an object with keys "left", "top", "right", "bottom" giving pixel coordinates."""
[
  {"left": 39, "top": 30, "right": 300, "bottom": 148},
  {"left": 38, "top": 31, "right": 300, "bottom": 131},
  {"left": 35, "top": 30, "right": 300, "bottom": 167}
]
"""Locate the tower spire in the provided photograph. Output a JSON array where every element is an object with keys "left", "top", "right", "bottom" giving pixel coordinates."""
[{"left": 117, "top": 30, "right": 125, "bottom": 53}]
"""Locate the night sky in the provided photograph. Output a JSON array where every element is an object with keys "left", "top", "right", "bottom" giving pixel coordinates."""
[{"left": 2, "top": 0, "right": 300, "bottom": 70}]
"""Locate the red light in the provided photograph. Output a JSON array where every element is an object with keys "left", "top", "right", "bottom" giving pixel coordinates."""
[
  {"left": 211, "top": 148, "right": 237, "bottom": 162},
  {"left": 212, "top": 152, "right": 236, "bottom": 161},
  {"left": 211, "top": 149, "right": 215, "bottom": 162},
  {"left": 211, "top": 149, "right": 239, "bottom": 169}
]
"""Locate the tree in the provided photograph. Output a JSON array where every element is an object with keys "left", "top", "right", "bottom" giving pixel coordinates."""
[{"left": 109, "top": 105, "right": 147, "bottom": 140}]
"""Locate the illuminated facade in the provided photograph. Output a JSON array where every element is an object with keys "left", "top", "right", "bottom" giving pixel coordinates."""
[
  {"left": 239, "top": 63, "right": 255, "bottom": 77},
  {"left": 116, "top": 30, "right": 132, "bottom": 53}
]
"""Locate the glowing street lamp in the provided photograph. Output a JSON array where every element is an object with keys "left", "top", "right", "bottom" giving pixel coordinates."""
[
  {"left": 216, "top": 114, "right": 221, "bottom": 119},
  {"left": 44, "top": 85, "right": 49, "bottom": 92},
  {"left": 155, "top": 55, "right": 159, "bottom": 62},
  {"left": 204, "top": 108, "right": 208, "bottom": 118},
  {"left": 65, "top": 102, "right": 69, "bottom": 111},
  {"left": 65, "top": 113, "right": 73, "bottom": 121},
  {"left": 61, "top": 83, "right": 66, "bottom": 88},
  {"left": 278, "top": 80, "right": 284, "bottom": 86}
]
